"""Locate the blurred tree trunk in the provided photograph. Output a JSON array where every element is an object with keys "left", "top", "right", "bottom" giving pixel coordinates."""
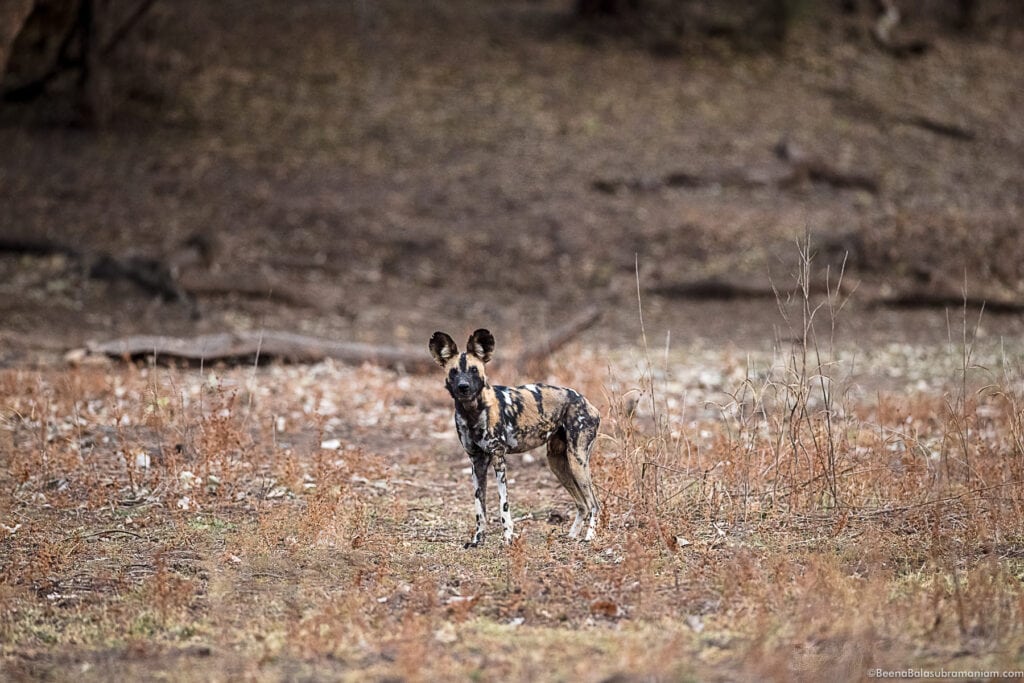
[
  {"left": 2, "top": 0, "right": 82, "bottom": 101},
  {"left": 2, "top": 0, "right": 156, "bottom": 124},
  {"left": 77, "top": 0, "right": 112, "bottom": 125},
  {"left": 0, "top": 0, "right": 36, "bottom": 77}
]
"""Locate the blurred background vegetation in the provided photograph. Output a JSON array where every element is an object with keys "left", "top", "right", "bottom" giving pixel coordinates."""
[{"left": 1, "top": 0, "right": 1023, "bottom": 361}]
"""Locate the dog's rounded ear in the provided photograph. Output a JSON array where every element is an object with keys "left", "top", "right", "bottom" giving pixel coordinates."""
[
  {"left": 429, "top": 332, "right": 458, "bottom": 366},
  {"left": 467, "top": 328, "right": 495, "bottom": 363}
]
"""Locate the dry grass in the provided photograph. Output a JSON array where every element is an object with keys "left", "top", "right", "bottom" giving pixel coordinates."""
[
  {"left": 3, "top": 2, "right": 1024, "bottom": 679},
  {"left": 3, "top": 292, "right": 1024, "bottom": 681}
]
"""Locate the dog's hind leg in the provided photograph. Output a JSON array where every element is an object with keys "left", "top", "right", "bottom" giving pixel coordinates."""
[
  {"left": 465, "top": 453, "right": 491, "bottom": 548},
  {"left": 545, "top": 429, "right": 589, "bottom": 538},
  {"left": 566, "top": 402, "right": 601, "bottom": 541}
]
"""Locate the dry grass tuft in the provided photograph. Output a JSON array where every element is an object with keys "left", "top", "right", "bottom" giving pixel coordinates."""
[{"left": 3, "top": 255, "right": 1024, "bottom": 680}]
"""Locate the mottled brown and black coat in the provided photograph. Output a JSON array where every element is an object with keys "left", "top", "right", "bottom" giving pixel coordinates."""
[{"left": 430, "top": 328, "right": 601, "bottom": 547}]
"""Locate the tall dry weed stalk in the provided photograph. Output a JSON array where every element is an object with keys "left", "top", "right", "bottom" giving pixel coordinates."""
[
  {"left": 607, "top": 233, "right": 1024, "bottom": 569},
  {"left": 604, "top": 239, "right": 859, "bottom": 543},
  {"left": 598, "top": 255, "right": 694, "bottom": 546},
  {"left": 764, "top": 233, "right": 851, "bottom": 511}
]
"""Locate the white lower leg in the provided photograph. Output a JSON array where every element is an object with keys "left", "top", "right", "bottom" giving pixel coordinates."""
[
  {"left": 568, "top": 508, "right": 584, "bottom": 538},
  {"left": 494, "top": 460, "right": 513, "bottom": 543},
  {"left": 472, "top": 493, "right": 487, "bottom": 544},
  {"left": 467, "top": 467, "right": 487, "bottom": 547},
  {"left": 584, "top": 507, "right": 598, "bottom": 541}
]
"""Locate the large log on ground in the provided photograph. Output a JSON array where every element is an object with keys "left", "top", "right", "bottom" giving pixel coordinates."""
[{"left": 81, "top": 307, "right": 604, "bottom": 372}]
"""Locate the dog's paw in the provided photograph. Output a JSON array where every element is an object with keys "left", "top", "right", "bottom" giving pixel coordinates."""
[{"left": 463, "top": 540, "right": 481, "bottom": 549}]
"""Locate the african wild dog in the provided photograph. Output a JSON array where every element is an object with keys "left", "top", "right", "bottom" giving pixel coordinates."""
[{"left": 429, "top": 328, "right": 601, "bottom": 547}]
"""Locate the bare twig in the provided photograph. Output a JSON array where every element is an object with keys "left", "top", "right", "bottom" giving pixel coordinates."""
[
  {"left": 822, "top": 86, "right": 976, "bottom": 142},
  {"left": 514, "top": 305, "right": 601, "bottom": 369},
  {"left": 100, "top": 0, "right": 157, "bottom": 58},
  {"left": 62, "top": 528, "right": 146, "bottom": 543},
  {"left": 591, "top": 142, "right": 880, "bottom": 197}
]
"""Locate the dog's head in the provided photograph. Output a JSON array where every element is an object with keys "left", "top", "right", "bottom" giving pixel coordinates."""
[{"left": 429, "top": 328, "right": 494, "bottom": 402}]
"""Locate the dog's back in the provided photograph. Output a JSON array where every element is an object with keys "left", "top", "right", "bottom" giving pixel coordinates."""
[{"left": 491, "top": 383, "right": 600, "bottom": 454}]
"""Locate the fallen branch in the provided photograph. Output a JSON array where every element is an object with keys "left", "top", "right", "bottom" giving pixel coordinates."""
[
  {"left": 899, "top": 114, "right": 976, "bottom": 142},
  {"left": 82, "top": 306, "right": 603, "bottom": 371},
  {"left": 62, "top": 528, "right": 146, "bottom": 543},
  {"left": 0, "top": 236, "right": 81, "bottom": 257},
  {"left": 591, "top": 142, "right": 880, "bottom": 196},
  {"left": 802, "top": 163, "right": 879, "bottom": 193},
  {"left": 870, "top": 289, "right": 1024, "bottom": 315},
  {"left": 648, "top": 271, "right": 857, "bottom": 303},
  {"left": 648, "top": 276, "right": 778, "bottom": 301},
  {"left": 85, "top": 331, "right": 436, "bottom": 371},
  {"left": 513, "top": 306, "right": 602, "bottom": 371},
  {"left": 822, "top": 86, "right": 976, "bottom": 142}
]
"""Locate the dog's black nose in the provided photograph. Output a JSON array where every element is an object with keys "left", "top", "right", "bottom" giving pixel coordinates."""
[{"left": 457, "top": 382, "right": 471, "bottom": 395}]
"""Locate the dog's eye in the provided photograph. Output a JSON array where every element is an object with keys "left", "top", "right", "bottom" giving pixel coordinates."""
[{"left": 469, "top": 367, "right": 479, "bottom": 375}]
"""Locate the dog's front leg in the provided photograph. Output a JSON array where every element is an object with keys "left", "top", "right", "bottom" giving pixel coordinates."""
[
  {"left": 492, "top": 452, "right": 513, "bottom": 544},
  {"left": 465, "top": 454, "right": 491, "bottom": 548}
]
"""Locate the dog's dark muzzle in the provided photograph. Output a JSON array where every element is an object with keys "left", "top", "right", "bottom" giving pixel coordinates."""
[
  {"left": 449, "top": 378, "right": 481, "bottom": 402},
  {"left": 447, "top": 368, "right": 483, "bottom": 402}
]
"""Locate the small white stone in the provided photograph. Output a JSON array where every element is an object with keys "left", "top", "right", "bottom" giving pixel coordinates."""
[{"left": 434, "top": 623, "right": 458, "bottom": 644}]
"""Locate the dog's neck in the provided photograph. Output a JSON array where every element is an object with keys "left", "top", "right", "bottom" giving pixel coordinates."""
[{"left": 453, "top": 382, "right": 498, "bottom": 432}]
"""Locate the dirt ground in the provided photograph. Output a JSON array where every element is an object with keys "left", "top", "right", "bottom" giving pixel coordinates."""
[{"left": 3, "top": 1, "right": 1024, "bottom": 681}]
